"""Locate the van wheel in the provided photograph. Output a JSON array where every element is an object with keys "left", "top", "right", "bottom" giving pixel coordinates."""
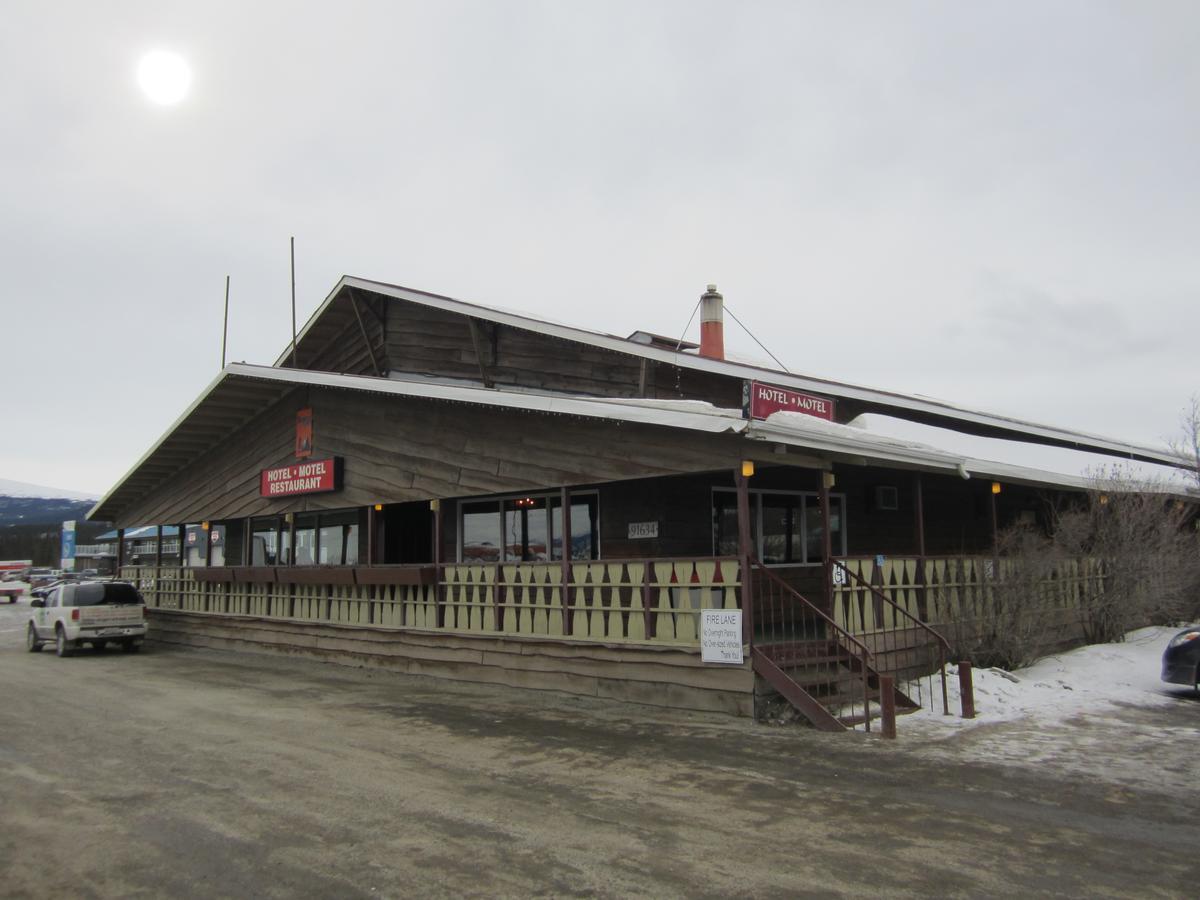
[
  {"left": 55, "top": 627, "right": 74, "bottom": 658},
  {"left": 93, "top": 640, "right": 106, "bottom": 652},
  {"left": 26, "top": 624, "right": 43, "bottom": 653},
  {"left": 122, "top": 640, "right": 141, "bottom": 653}
]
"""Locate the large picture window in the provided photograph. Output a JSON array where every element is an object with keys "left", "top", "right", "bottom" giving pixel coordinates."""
[
  {"left": 459, "top": 492, "right": 599, "bottom": 562},
  {"left": 250, "top": 510, "right": 362, "bottom": 566},
  {"left": 712, "top": 488, "right": 845, "bottom": 564}
]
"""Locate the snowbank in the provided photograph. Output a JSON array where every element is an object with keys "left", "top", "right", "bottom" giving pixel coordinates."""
[{"left": 885, "top": 626, "right": 1190, "bottom": 736}]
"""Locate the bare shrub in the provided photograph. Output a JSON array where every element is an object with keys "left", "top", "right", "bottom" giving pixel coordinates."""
[
  {"left": 942, "top": 526, "right": 1067, "bottom": 670},
  {"left": 1052, "top": 468, "right": 1200, "bottom": 643},
  {"left": 943, "top": 468, "right": 1199, "bottom": 666}
]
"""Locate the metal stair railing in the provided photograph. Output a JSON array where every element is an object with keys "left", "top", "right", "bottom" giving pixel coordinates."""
[
  {"left": 833, "top": 560, "right": 951, "bottom": 716},
  {"left": 751, "top": 559, "right": 877, "bottom": 732}
]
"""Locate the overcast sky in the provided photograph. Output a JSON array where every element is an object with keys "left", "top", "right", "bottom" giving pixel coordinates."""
[{"left": 2, "top": 1, "right": 1197, "bottom": 497}]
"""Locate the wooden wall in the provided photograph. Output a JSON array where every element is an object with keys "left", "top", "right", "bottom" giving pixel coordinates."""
[
  {"left": 290, "top": 293, "right": 388, "bottom": 377},
  {"left": 385, "top": 302, "right": 648, "bottom": 397},
  {"left": 147, "top": 610, "right": 755, "bottom": 717},
  {"left": 114, "top": 385, "right": 752, "bottom": 528}
]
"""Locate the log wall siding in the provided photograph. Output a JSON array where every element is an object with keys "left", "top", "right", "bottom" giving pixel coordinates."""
[
  {"left": 128, "top": 563, "right": 754, "bottom": 716},
  {"left": 145, "top": 611, "right": 755, "bottom": 717},
  {"left": 113, "top": 385, "right": 751, "bottom": 528},
  {"left": 379, "top": 298, "right": 748, "bottom": 407},
  {"left": 385, "top": 303, "right": 649, "bottom": 397},
  {"left": 302, "top": 296, "right": 387, "bottom": 377}
]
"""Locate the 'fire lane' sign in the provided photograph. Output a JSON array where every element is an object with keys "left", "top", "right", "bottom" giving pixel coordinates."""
[
  {"left": 700, "top": 609, "right": 744, "bottom": 664},
  {"left": 743, "top": 380, "right": 835, "bottom": 422},
  {"left": 260, "top": 457, "right": 343, "bottom": 498}
]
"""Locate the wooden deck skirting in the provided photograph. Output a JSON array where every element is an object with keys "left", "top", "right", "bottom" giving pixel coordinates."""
[
  {"left": 125, "top": 560, "right": 753, "bottom": 716},
  {"left": 146, "top": 609, "right": 755, "bottom": 717}
]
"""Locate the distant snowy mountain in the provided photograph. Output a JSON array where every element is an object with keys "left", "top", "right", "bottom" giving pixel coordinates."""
[
  {"left": 0, "top": 478, "right": 98, "bottom": 502},
  {"left": 0, "top": 480, "right": 98, "bottom": 527}
]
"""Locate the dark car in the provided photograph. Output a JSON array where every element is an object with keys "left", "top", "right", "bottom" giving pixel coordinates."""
[{"left": 1161, "top": 626, "right": 1200, "bottom": 692}]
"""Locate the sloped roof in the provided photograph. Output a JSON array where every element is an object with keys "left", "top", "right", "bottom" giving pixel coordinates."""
[
  {"left": 279, "top": 276, "right": 1181, "bottom": 468},
  {"left": 91, "top": 363, "right": 1193, "bottom": 524}
]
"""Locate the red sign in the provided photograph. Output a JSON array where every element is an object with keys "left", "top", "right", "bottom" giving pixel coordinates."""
[
  {"left": 295, "top": 408, "right": 313, "bottom": 459},
  {"left": 744, "top": 381, "right": 836, "bottom": 422},
  {"left": 260, "top": 457, "right": 341, "bottom": 498}
]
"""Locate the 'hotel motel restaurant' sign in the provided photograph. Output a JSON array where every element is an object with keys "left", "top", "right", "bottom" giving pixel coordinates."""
[
  {"left": 260, "top": 458, "right": 343, "bottom": 498},
  {"left": 743, "top": 380, "right": 835, "bottom": 422}
]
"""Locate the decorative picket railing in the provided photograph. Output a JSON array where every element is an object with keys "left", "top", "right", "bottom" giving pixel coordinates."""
[
  {"left": 831, "top": 555, "right": 1104, "bottom": 637},
  {"left": 120, "top": 557, "right": 742, "bottom": 650}
]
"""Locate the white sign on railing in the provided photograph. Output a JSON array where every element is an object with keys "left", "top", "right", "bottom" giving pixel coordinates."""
[{"left": 700, "top": 609, "right": 743, "bottom": 664}]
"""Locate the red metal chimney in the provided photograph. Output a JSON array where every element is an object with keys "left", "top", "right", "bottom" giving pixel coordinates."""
[{"left": 699, "top": 284, "right": 724, "bottom": 360}]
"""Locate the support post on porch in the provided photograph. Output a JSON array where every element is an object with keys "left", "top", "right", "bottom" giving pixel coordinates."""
[
  {"left": 990, "top": 484, "right": 999, "bottom": 553},
  {"left": 735, "top": 467, "right": 754, "bottom": 645},
  {"left": 560, "top": 486, "right": 573, "bottom": 636},
  {"left": 819, "top": 470, "right": 834, "bottom": 612},
  {"left": 913, "top": 473, "right": 926, "bottom": 557},
  {"left": 154, "top": 525, "right": 163, "bottom": 607},
  {"left": 913, "top": 472, "right": 928, "bottom": 620},
  {"left": 116, "top": 527, "right": 126, "bottom": 574},
  {"left": 432, "top": 499, "right": 444, "bottom": 628},
  {"left": 366, "top": 505, "right": 377, "bottom": 566}
]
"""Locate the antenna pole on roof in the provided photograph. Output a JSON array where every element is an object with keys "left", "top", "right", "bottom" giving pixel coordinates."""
[
  {"left": 221, "top": 275, "right": 230, "bottom": 370},
  {"left": 290, "top": 237, "right": 298, "bottom": 368}
]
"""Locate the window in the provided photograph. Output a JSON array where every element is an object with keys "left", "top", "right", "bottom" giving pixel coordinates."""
[
  {"left": 459, "top": 492, "right": 600, "bottom": 562},
  {"left": 550, "top": 495, "right": 599, "bottom": 561},
  {"left": 251, "top": 517, "right": 287, "bottom": 566},
  {"left": 712, "top": 488, "right": 846, "bottom": 564},
  {"left": 319, "top": 510, "right": 360, "bottom": 565},
  {"left": 294, "top": 514, "right": 319, "bottom": 565},
  {"left": 462, "top": 501, "right": 501, "bottom": 562}
]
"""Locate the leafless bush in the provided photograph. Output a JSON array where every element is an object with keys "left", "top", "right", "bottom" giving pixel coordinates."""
[
  {"left": 1052, "top": 468, "right": 1200, "bottom": 642},
  {"left": 943, "top": 526, "right": 1067, "bottom": 670},
  {"left": 944, "top": 468, "right": 1199, "bottom": 665}
]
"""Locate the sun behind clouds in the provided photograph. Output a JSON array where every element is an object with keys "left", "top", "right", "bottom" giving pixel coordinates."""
[{"left": 136, "top": 49, "right": 192, "bottom": 105}]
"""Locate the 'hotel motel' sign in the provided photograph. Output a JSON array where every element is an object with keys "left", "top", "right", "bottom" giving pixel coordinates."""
[
  {"left": 743, "top": 380, "right": 836, "bottom": 422},
  {"left": 260, "top": 457, "right": 343, "bottom": 498}
]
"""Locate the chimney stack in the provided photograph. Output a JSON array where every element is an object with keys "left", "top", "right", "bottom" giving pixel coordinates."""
[{"left": 699, "top": 284, "right": 724, "bottom": 360}]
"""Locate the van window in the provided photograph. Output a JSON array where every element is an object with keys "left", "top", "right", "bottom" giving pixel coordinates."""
[{"left": 71, "top": 583, "right": 144, "bottom": 607}]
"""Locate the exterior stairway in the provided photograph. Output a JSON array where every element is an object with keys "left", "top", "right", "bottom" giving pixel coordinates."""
[{"left": 749, "top": 561, "right": 922, "bottom": 732}]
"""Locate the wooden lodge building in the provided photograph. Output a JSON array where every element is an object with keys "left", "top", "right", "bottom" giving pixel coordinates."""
[{"left": 89, "top": 279, "right": 1190, "bottom": 730}]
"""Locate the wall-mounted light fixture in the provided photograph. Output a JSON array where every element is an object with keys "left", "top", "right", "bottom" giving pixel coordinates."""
[
  {"left": 741, "top": 460, "right": 755, "bottom": 478},
  {"left": 373, "top": 503, "right": 383, "bottom": 512},
  {"left": 823, "top": 472, "right": 837, "bottom": 490},
  {"left": 991, "top": 482, "right": 1001, "bottom": 495},
  {"left": 201, "top": 521, "right": 210, "bottom": 531}
]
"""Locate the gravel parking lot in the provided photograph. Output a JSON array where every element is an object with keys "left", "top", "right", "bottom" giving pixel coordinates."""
[{"left": 1, "top": 596, "right": 1197, "bottom": 898}]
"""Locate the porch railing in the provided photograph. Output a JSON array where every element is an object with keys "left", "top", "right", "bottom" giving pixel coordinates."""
[
  {"left": 832, "top": 560, "right": 950, "bottom": 716},
  {"left": 752, "top": 560, "right": 875, "bottom": 732},
  {"left": 832, "top": 555, "right": 1104, "bottom": 636},
  {"left": 120, "top": 557, "right": 742, "bottom": 651}
]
